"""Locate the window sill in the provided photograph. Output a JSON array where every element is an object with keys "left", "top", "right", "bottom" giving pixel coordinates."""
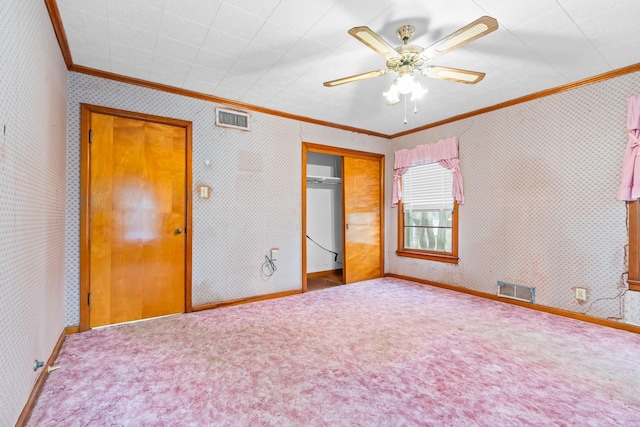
[{"left": 396, "top": 250, "right": 459, "bottom": 264}]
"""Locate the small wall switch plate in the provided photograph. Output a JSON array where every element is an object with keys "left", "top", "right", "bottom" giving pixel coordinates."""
[
  {"left": 270, "top": 248, "right": 279, "bottom": 261},
  {"left": 196, "top": 184, "right": 210, "bottom": 199},
  {"left": 575, "top": 287, "right": 587, "bottom": 301}
]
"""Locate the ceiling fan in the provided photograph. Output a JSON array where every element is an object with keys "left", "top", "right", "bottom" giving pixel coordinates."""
[{"left": 323, "top": 16, "right": 499, "bottom": 104}]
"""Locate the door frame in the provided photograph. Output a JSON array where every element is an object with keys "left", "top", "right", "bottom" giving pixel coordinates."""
[
  {"left": 302, "top": 142, "right": 385, "bottom": 292},
  {"left": 79, "top": 104, "right": 193, "bottom": 331}
]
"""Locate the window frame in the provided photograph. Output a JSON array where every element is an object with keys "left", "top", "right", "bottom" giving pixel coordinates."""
[
  {"left": 396, "top": 170, "right": 459, "bottom": 264},
  {"left": 627, "top": 200, "right": 640, "bottom": 291}
]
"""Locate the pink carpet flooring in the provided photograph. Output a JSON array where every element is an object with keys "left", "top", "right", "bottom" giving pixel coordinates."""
[{"left": 29, "top": 277, "right": 640, "bottom": 426}]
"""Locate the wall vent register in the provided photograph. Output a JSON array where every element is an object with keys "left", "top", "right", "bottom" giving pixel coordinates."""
[
  {"left": 497, "top": 281, "right": 536, "bottom": 303},
  {"left": 215, "top": 108, "right": 250, "bottom": 130}
]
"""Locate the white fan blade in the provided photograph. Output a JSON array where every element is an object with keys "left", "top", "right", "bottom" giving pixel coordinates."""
[
  {"left": 421, "top": 66, "right": 485, "bottom": 84},
  {"left": 324, "top": 69, "right": 388, "bottom": 87},
  {"left": 421, "top": 16, "right": 498, "bottom": 60},
  {"left": 348, "top": 26, "right": 402, "bottom": 60}
]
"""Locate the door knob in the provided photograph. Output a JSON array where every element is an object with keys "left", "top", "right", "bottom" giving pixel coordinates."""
[{"left": 174, "top": 228, "right": 183, "bottom": 235}]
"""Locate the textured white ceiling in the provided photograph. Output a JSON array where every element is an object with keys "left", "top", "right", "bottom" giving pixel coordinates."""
[{"left": 55, "top": 0, "right": 640, "bottom": 136}]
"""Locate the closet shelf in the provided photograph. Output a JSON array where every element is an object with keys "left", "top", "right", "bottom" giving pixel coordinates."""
[{"left": 306, "top": 175, "right": 342, "bottom": 185}]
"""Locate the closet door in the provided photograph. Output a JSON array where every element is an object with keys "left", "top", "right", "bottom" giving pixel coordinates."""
[{"left": 343, "top": 156, "right": 382, "bottom": 283}]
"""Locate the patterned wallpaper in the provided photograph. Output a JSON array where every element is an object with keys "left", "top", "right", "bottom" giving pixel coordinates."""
[
  {"left": 1, "top": 0, "right": 68, "bottom": 425},
  {"left": 389, "top": 71, "right": 640, "bottom": 324},
  {"left": 4, "top": 3, "right": 638, "bottom": 424},
  {"left": 65, "top": 69, "right": 640, "bottom": 326},
  {"left": 64, "top": 73, "right": 390, "bottom": 325}
]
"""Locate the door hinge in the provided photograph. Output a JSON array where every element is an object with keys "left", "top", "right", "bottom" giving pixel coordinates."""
[
  {"left": 88, "top": 129, "right": 92, "bottom": 143},
  {"left": 88, "top": 292, "right": 91, "bottom": 307}
]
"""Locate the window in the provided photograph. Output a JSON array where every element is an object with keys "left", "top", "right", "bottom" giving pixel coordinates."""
[{"left": 397, "top": 162, "right": 458, "bottom": 263}]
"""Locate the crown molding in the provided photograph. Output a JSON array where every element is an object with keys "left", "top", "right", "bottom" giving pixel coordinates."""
[
  {"left": 44, "top": 0, "right": 72, "bottom": 68},
  {"left": 68, "top": 64, "right": 389, "bottom": 139},
  {"left": 390, "top": 62, "right": 640, "bottom": 139},
  {"left": 45, "top": 0, "right": 640, "bottom": 141}
]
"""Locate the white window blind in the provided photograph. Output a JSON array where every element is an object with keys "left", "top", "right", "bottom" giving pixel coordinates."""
[{"left": 402, "top": 162, "right": 454, "bottom": 212}]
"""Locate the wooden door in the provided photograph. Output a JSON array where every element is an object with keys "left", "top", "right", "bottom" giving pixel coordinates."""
[
  {"left": 343, "top": 156, "right": 382, "bottom": 284},
  {"left": 88, "top": 111, "right": 187, "bottom": 328}
]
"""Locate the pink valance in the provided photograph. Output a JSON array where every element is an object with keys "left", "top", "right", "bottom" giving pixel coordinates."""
[
  {"left": 616, "top": 96, "right": 640, "bottom": 201},
  {"left": 392, "top": 136, "right": 464, "bottom": 206}
]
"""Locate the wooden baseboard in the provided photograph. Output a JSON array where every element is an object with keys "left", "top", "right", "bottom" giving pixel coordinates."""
[
  {"left": 192, "top": 289, "right": 302, "bottom": 311},
  {"left": 15, "top": 328, "right": 68, "bottom": 427},
  {"left": 387, "top": 273, "right": 640, "bottom": 335},
  {"left": 307, "top": 269, "right": 343, "bottom": 279},
  {"left": 65, "top": 325, "right": 80, "bottom": 335},
  {"left": 628, "top": 279, "right": 640, "bottom": 292}
]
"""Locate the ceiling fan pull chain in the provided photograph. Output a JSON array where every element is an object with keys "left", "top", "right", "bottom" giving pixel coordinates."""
[{"left": 403, "top": 95, "right": 408, "bottom": 125}]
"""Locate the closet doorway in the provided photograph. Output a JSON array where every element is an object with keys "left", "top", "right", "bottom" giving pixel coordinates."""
[{"left": 302, "top": 142, "right": 384, "bottom": 292}]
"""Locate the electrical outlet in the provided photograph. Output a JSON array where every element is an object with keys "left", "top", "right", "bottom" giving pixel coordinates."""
[
  {"left": 575, "top": 287, "right": 587, "bottom": 301},
  {"left": 270, "top": 248, "right": 279, "bottom": 261}
]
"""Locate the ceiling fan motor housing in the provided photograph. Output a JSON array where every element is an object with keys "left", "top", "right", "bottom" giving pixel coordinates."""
[{"left": 387, "top": 44, "right": 425, "bottom": 74}]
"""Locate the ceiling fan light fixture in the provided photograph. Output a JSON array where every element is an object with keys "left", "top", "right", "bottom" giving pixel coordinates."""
[
  {"left": 410, "top": 82, "right": 427, "bottom": 101},
  {"left": 384, "top": 74, "right": 427, "bottom": 105},
  {"left": 326, "top": 16, "right": 498, "bottom": 121},
  {"left": 383, "top": 84, "right": 400, "bottom": 104},
  {"left": 395, "top": 73, "right": 416, "bottom": 95}
]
